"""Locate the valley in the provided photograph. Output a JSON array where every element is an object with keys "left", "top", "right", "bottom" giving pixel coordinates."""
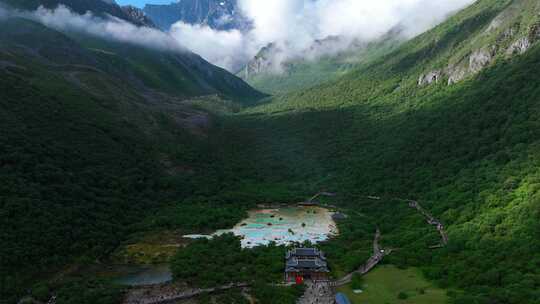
[{"left": 2, "top": 0, "right": 540, "bottom": 304}]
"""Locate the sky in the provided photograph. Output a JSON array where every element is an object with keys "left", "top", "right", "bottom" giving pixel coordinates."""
[{"left": 116, "top": 0, "right": 173, "bottom": 8}]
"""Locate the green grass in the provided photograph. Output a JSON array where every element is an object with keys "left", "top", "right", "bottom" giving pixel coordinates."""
[
  {"left": 338, "top": 265, "right": 449, "bottom": 304},
  {"left": 109, "top": 230, "right": 187, "bottom": 265}
]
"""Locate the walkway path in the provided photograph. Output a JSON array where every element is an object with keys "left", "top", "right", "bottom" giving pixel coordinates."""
[
  {"left": 297, "top": 193, "right": 448, "bottom": 304},
  {"left": 297, "top": 281, "right": 335, "bottom": 304},
  {"left": 333, "top": 228, "right": 392, "bottom": 287},
  {"left": 123, "top": 193, "right": 447, "bottom": 304},
  {"left": 364, "top": 195, "right": 448, "bottom": 248},
  {"left": 305, "top": 192, "right": 337, "bottom": 204},
  {"left": 406, "top": 200, "right": 448, "bottom": 247},
  {"left": 123, "top": 282, "right": 249, "bottom": 304}
]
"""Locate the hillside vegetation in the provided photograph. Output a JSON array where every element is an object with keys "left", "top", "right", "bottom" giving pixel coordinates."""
[
  {"left": 2, "top": 0, "right": 153, "bottom": 26},
  {"left": 222, "top": 0, "right": 540, "bottom": 302},
  {"left": 3, "top": 0, "right": 540, "bottom": 303},
  {"left": 0, "top": 14, "right": 263, "bottom": 303}
]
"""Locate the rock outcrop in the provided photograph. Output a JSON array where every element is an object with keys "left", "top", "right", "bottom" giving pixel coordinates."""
[
  {"left": 418, "top": 2, "right": 540, "bottom": 88},
  {"left": 121, "top": 5, "right": 156, "bottom": 28},
  {"left": 418, "top": 70, "right": 442, "bottom": 86},
  {"left": 505, "top": 23, "right": 540, "bottom": 56},
  {"left": 506, "top": 37, "right": 531, "bottom": 55},
  {"left": 239, "top": 43, "right": 284, "bottom": 80},
  {"left": 143, "top": 0, "right": 250, "bottom": 31},
  {"left": 446, "top": 64, "right": 468, "bottom": 85},
  {"left": 420, "top": 25, "right": 538, "bottom": 87},
  {"left": 469, "top": 46, "right": 497, "bottom": 74},
  {"left": 238, "top": 36, "right": 367, "bottom": 81},
  {"left": 419, "top": 46, "right": 497, "bottom": 87}
]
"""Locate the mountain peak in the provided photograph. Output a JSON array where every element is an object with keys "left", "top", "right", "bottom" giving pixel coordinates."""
[{"left": 143, "top": 0, "right": 250, "bottom": 31}]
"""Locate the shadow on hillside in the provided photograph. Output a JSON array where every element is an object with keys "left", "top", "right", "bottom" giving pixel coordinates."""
[{"left": 231, "top": 43, "right": 540, "bottom": 205}]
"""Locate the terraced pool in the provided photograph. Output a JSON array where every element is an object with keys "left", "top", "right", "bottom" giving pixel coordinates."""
[{"left": 185, "top": 206, "right": 339, "bottom": 248}]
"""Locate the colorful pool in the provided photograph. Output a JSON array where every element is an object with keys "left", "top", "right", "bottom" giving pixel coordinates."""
[{"left": 185, "top": 206, "right": 339, "bottom": 248}]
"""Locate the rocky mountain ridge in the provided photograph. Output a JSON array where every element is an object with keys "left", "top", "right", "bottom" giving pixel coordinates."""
[
  {"left": 237, "top": 33, "right": 402, "bottom": 94},
  {"left": 121, "top": 5, "right": 156, "bottom": 28},
  {"left": 143, "top": 0, "right": 250, "bottom": 31},
  {"left": 238, "top": 42, "right": 284, "bottom": 80},
  {"left": 418, "top": 0, "right": 540, "bottom": 86},
  {"left": 238, "top": 36, "right": 366, "bottom": 81}
]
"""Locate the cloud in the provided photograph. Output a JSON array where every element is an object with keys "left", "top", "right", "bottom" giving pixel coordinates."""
[
  {"left": 3, "top": 4, "right": 244, "bottom": 70},
  {"left": 29, "top": 5, "right": 183, "bottom": 52},
  {"left": 169, "top": 22, "right": 250, "bottom": 71},
  {"left": 0, "top": 4, "right": 10, "bottom": 19},
  {"left": 3, "top": 4, "right": 239, "bottom": 71},
  {"left": 2, "top": 1, "right": 476, "bottom": 72},
  {"left": 169, "top": 0, "right": 477, "bottom": 72},
  {"left": 240, "top": 0, "right": 477, "bottom": 41}
]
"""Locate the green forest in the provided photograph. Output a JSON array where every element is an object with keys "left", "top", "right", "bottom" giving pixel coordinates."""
[{"left": 2, "top": 0, "right": 540, "bottom": 303}]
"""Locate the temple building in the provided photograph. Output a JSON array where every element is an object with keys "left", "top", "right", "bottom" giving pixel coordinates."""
[{"left": 285, "top": 248, "right": 330, "bottom": 283}]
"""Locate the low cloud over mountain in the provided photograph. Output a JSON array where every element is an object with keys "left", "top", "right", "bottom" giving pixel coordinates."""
[
  {"left": 168, "top": 0, "right": 476, "bottom": 71},
  {"left": 0, "top": 0, "right": 476, "bottom": 71}
]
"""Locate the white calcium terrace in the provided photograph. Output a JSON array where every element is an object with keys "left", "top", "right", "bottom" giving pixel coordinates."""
[{"left": 184, "top": 206, "right": 339, "bottom": 248}]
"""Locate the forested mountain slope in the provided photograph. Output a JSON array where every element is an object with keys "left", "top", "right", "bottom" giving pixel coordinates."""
[
  {"left": 222, "top": 0, "right": 540, "bottom": 302},
  {"left": 0, "top": 1, "right": 263, "bottom": 101},
  {"left": 3, "top": 0, "right": 540, "bottom": 303},
  {"left": 2, "top": 0, "right": 155, "bottom": 26},
  {"left": 0, "top": 8, "right": 263, "bottom": 302},
  {"left": 254, "top": 0, "right": 540, "bottom": 112}
]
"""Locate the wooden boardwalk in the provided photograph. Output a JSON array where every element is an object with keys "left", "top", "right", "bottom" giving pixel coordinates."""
[
  {"left": 330, "top": 194, "right": 448, "bottom": 290},
  {"left": 333, "top": 228, "right": 392, "bottom": 287},
  {"left": 365, "top": 195, "right": 449, "bottom": 248},
  {"left": 406, "top": 200, "right": 448, "bottom": 247}
]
